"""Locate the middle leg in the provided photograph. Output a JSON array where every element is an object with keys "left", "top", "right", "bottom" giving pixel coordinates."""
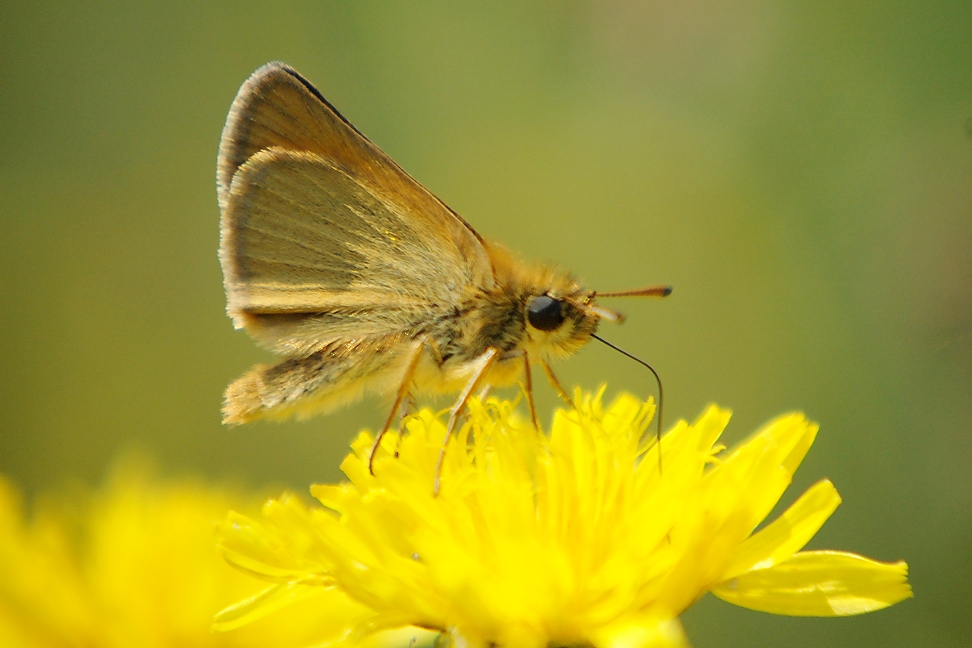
[{"left": 434, "top": 347, "right": 499, "bottom": 495}]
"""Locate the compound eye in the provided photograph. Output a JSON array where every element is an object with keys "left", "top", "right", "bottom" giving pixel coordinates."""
[{"left": 527, "top": 295, "right": 565, "bottom": 331}]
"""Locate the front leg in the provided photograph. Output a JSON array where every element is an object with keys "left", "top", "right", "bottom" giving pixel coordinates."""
[
  {"left": 540, "top": 358, "right": 573, "bottom": 408},
  {"left": 521, "top": 351, "right": 539, "bottom": 432},
  {"left": 489, "top": 348, "right": 539, "bottom": 431}
]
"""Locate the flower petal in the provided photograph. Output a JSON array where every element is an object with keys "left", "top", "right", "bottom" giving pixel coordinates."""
[
  {"left": 213, "top": 582, "right": 322, "bottom": 631},
  {"left": 217, "top": 497, "right": 334, "bottom": 582},
  {"left": 593, "top": 617, "right": 690, "bottom": 648},
  {"left": 706, "top": 414, "right": 818, "bottom": 540},
  {"left": 711, "top": 550, "right": 912, "bottom": 616},
  {"left": 722, "top": 479, "right": 841, "bottom": 580}
]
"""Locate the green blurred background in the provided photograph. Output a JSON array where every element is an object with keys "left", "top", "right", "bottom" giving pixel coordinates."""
[{"left": 1, "top": 2, "right": 969, "bottom": 646}]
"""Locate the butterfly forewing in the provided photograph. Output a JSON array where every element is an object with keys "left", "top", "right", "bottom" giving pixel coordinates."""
[
  {"left": 218, "top": 62, "right": 493, "bottom": 357},
  {"left": 217, "top": 61, "right": 489, "bottom": 280}
]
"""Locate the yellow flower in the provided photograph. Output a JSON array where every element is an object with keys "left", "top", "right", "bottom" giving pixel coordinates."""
[
  {"left": 0, "top": 458, "right": 381, "bottom": 648},
  {"left": 216, "top": 389, "right": 912, "bottom": 648}
]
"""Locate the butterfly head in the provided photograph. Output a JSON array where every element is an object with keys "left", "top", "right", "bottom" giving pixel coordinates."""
[
  {"left": 521, "top": 286, "right": 621, "bottom": 360},
  {"left": 520, "top": 280, "right": 673, "bottom": 362},
  {"left": 484, "top": 241, "right": 670, "bottom": 362}
]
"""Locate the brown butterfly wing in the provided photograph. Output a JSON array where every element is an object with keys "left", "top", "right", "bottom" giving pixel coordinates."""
[
  {"left": 218, "top": 62, "right": 493, "bottom": 355},
  {"left": 217, "top": 62, "right": 487, "bottom": 276}
]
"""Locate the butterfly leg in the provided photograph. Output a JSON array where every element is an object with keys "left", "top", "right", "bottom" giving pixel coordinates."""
[
  {"left": 393, "top": 391, "right": 418, "bottom": 458},
  {"left": 521, "top": 351, "right": 541, "bottom": 431},
  {"left": 434, "top": 347, "right": 499, "bottom": 495},
  {"left": 369, "top": 342, "right": 425, "bottom": 475},
  {"left": 475, "top": 349, "right": 538, "bottom": 429},
  {"left": 540, "top": 358, "right": 573, "bottom": 408}
]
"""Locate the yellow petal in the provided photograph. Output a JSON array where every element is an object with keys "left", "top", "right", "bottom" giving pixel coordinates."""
[
  {"left": 706, "top": 414, "right": 818, "bottom": 538},
  {"left": 218, "top": 500, "right": 332, "bottom": 582},
  {"left": 594, "top": 617, "right": 691, "bottom": 648},
  {"left": 723, "top": 479, "right": 841, "bottom": 580},
  {"left": 711, "top": 550, "right": 912, "bottom": 616},
  {"left": 213, "top": 582, "right": 320, "bottom": 631}
]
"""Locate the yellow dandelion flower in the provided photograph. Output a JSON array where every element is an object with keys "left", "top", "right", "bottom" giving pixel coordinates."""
[
  {"left": 0, "top": 459, "right": 387, "bottom": 648},
  {"left": 216, "top": 389, "right": 912, "bottom": 648}
]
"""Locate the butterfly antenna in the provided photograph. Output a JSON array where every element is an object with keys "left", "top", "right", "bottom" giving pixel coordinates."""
[
  {"left": 591, "top": 333, "right": 665, "bottom": 472},
  {"left": 594, "top": 285, "right": 673, "bottom": 299}
]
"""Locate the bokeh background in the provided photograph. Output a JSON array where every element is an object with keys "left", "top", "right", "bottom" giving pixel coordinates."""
[{"left": 1, "top": 2, "right": 969, "bottom": 646}]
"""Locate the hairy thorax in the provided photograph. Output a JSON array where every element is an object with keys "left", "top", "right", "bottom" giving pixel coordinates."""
[{"left": 412, "top": 245, "right": 601, "bottom": 394}]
